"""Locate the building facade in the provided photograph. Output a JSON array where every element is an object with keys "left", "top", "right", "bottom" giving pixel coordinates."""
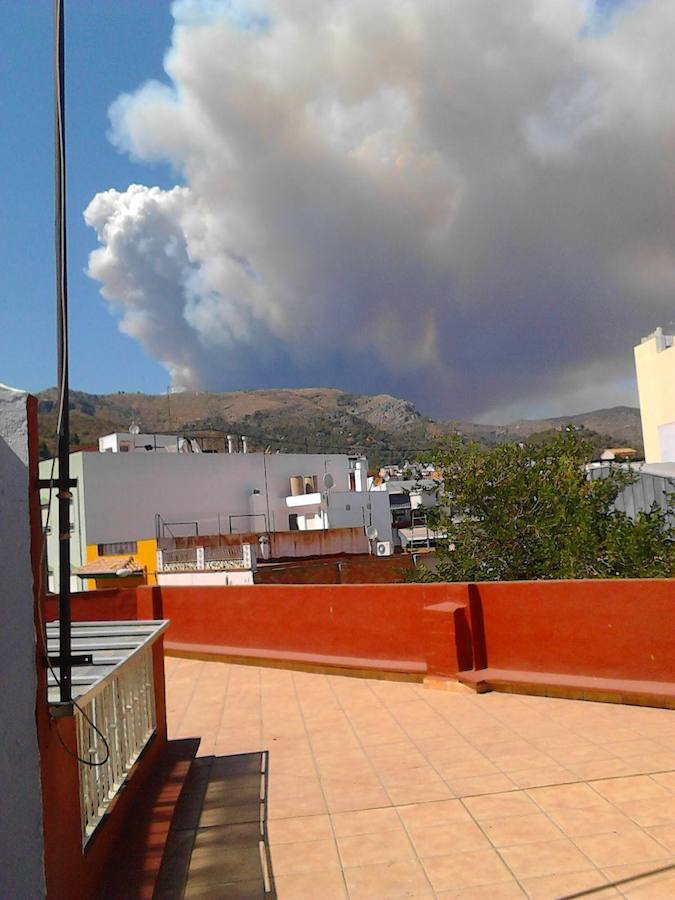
[
  {"left": 40, "top": 447, "right": 390, "bottom": 591},
  {"left": 635, "top": 327, "right": 675, "bottom": 463}
]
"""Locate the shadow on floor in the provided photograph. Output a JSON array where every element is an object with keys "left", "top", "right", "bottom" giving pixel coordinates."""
[{"left": 154, "top": 750, "right": 274, "bottom": 899}]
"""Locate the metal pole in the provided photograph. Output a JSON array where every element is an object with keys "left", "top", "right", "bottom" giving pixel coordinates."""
[{"left": 54, "top": 0, "right": 72, "bottom": 703}]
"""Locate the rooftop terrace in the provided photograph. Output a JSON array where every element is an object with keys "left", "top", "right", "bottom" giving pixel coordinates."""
[{"left": 141, "top": 656, "right": 675, "bottom": 899}]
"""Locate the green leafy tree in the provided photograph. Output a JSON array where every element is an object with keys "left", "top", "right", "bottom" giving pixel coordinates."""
[{"left": 414, "top": 428, "right": 674, "bottom": 582}]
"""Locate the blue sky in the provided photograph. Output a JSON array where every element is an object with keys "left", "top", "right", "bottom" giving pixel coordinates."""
[{"left": 0, "top": 1, "right": 176, "bottom": 394}]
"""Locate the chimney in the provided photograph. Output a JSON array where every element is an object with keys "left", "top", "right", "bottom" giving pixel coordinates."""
[
  {"left": 242, "top": 435, "right": 248, "bottom": 454},
  {"left": 227, "top": 434, "right": 234, "bottom": 454}
]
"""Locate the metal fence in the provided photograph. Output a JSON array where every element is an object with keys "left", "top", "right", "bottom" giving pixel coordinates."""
[
  {"left": 75, "top": 645, "right": 156, "bottom": 844},
  {"left": 157, "top": 544, "right": 254, "bottom": 572}
]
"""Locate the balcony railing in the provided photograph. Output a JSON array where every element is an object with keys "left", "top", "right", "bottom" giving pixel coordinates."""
[
  {"left": 157, "top": 544, "right": 254, "bottom": 572},
  {"left": 76, "top": 646, "right": 156, "bottom": 843},
  {"left": 46, "top": 620, "right": 169, "bottom": 845}
]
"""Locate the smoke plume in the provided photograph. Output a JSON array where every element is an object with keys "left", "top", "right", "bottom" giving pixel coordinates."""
[{"left": 85, "top": 0, "right": 675, "bottom": 419}]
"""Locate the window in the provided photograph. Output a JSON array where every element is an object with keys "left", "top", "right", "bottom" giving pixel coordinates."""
[
  {"left": 98, "top": 541, "right": 138, "bottom": 556},
  {"left": 289, "top": 474, "right": 319, "bottom": 496}
]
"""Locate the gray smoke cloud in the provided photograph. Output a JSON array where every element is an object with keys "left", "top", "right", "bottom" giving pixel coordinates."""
[{"left": 85, "top": 0, "right": 675, "bottom": 420}]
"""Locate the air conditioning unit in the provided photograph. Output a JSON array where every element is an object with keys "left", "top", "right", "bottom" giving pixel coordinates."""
[{"left": 375, "top": 541, "right": 392, "bottom": 557}]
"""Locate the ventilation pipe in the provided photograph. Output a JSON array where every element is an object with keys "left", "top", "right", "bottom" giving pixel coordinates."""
[
  {"left": 227, "top": 434, "right": 234, "bottom": 454},
  {"left": 242, "top": 435, "right": 248, "bottom": 454}
]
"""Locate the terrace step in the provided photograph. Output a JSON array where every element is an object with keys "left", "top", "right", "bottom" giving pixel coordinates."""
[
  {"left": 457, "top": 668, "right": 675, "bottom": 709},
  {"left": 165, "top": 640, "right": 426, "bottom": 679}
]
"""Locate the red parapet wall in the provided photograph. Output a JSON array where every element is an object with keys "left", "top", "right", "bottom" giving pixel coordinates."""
[
  {"left": 64, "top": 578, "right": 675, "bottom": 686},
  {"left": 159, "top": 583, "right": 464, "bottom": 674},
  {"left": 43, "top": 587, "right": 140, "bottom": 623},
  {"left": 474, "top": 579, "right": 675, "bottom": 683}
]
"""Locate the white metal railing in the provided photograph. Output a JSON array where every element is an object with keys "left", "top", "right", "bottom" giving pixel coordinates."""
[
  {"left": 157, "top": 543, "right": 254, "bottom": 572},
  {"left": 75, "top": 645, "right": 156, "bottom": 844}
]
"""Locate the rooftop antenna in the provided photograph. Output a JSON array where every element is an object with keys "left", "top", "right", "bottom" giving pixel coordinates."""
[{"left": 54, "top": 0, "right": 73, "bottom": 704}]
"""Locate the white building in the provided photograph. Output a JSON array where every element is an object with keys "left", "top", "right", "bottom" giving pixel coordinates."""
[
  {"left": 634, "top": 327, "right": 675, "bottom": 463},
  {"left": 98, "top": 431, "right": 197, "bottom": 453},
  {"left": 40, "top": 443, "right": 390, "bottom": 591}
]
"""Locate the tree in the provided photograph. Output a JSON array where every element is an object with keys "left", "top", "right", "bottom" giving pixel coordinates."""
[{"left": 413, "top": 428, "right": 674, "bottom": 582}]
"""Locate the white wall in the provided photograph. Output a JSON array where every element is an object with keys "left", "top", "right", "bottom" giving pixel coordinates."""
[
  {"left": 325, "top": 490, "right": 393, "bottom": 545},
  {"left": 157, "top": 571, "right": 254, "bottom": 586},
  {"left": 39, "top": 453, "right": 87, "bottom": 593},
  {"left": 47, "top": 451, "right": 361, "bottom": 545},
  {"left": 0, "top": 386, "right": 46, "bottom": 897}
]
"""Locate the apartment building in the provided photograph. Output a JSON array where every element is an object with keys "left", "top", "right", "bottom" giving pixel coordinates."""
[
  {"left": 40, "top": 442, "right": 391, "bottom": 591},
  {"left": 635, "top": 326, "right": 675, "bottom": 463}
]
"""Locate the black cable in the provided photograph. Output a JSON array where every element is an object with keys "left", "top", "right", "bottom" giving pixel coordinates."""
[{"left": 37, "top": 0, "right": 111, "bottom": 769}]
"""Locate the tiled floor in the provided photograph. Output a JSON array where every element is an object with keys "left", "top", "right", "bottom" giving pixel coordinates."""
[{"left": 163, "top": 657, "right": 675, "bottom": 899}]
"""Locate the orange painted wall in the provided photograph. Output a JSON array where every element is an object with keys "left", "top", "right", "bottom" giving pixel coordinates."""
[{"left": 474, "top": 579, "right": 675, "bottom": 682}]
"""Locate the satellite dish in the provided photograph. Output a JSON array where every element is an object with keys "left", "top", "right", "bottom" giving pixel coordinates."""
[
  {"left": 366, "top": 525, "right": 378, "bottom": 541},
  {"left": 129, "top": 422, "right": 140, "bottom": 435},
  {"left": 323, "top": 473, "right": 335, "bottom": 490}
]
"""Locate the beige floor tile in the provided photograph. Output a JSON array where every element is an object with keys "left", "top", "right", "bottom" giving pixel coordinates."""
[
  {"left": 386, "top": 780, "right": 453, "bottom": 806},
  {"left": 601, "top": 860, "right": 675, "bottom": 899},
  {"left": 323, "top": 782, "right": 391, "bottom": 813},
  {"left": 564, "top": 758, "right": 639, "bottom": 781},
  {"left": 437, "top": 758, "right": 502, "bottom": 779},
  {"left": 591, "top": 775, "right": 672, "bottom": 804},
  {"left": 646, "top": 824, "right": 675, "bottom": 854},
  {"left": 398, "top": 799, "right": 473, "bottom": 829},
  {"left": 436, "top": 884, "right": 526, "bottom": 899},
  {"left": 269, "top": 837, "right": 341, "bottom": 876},
  {"left": 407, "top": 820, "right": 490, "bottom": 857},
  {"left": 574, "top": 829, "right": 672, "bottom": 868},
  {"left": 509, "top": 766, "right": 577, "bottom": 789},
  {"left": 272, "top": 869, "right": 348, "bottom": 899},
  {"left": 464, "top": 791, "right": 538, "bottom": 821},
  {"left": 482, "top": 812, "right": 564, "bottom": 848},
  {"left": 520, "top": 869, "right": 618, "bottom": 899},
  {"left": 337, "top": 828, "right": 416, "bottom": 868},
  {"left": 547, "top": 804, "right": 634, "bottom": 837},
  {"left": 421, "top": 847, "right": 513, "bottom": 892},
  {"left": 267, "top": 793, "right": 328, "bottom": 820},
  {"left": 652, "top": 771, "right": 675, "bottom": 792},
  {"left": 343, "top": 859, "right": 432, "bottom": 899},
  {"left": 330, "top": 806, "right": 401, "bottom": 837},
  {"left": 450, "top": 773, "right": 517, "bottom": 797},
  {"left": 266, "top": 814, "right": 333, "bottom": 844},
  {"left": 620, "top": 796, "right": 675, "bottom": 828},
  {"left": 499, "top": 837, "right": 593, "bottom": 879},
  {"left": 528, "top": 782, "right": 606, "bottom": 810}
]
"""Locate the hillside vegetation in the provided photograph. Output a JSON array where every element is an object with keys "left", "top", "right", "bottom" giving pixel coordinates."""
[{"left": 37, "top": 387, "right": 643, "bottom": 465}]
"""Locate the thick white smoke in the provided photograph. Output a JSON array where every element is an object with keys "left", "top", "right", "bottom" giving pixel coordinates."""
[{"left": 85, "top": 0, "right": 675, "bottom": 419}]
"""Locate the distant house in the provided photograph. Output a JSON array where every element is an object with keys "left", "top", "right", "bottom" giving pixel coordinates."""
[{"left": 600, "top": 447, "right": 637, "bottom": 461}]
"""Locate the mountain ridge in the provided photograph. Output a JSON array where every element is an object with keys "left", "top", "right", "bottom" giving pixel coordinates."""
[{"left": 36, "top": 387, "right": 643, "bottom": 463}]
